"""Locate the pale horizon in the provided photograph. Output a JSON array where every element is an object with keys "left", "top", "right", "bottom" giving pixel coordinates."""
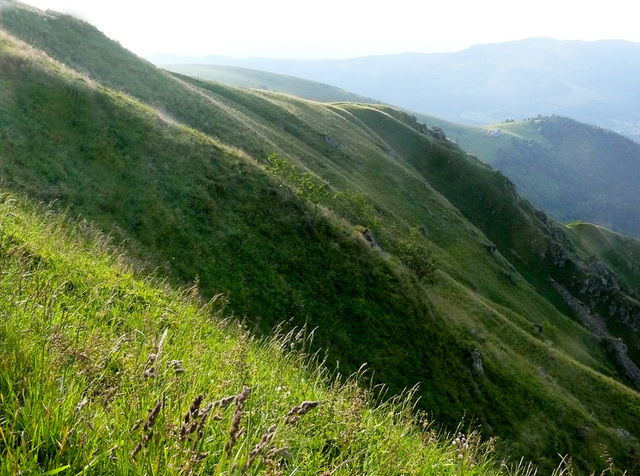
[{"left": 14, "top": 0, "right": 640, "bottom": 60}]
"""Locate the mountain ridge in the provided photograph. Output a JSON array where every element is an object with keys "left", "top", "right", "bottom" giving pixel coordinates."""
[
  {"left": 155, "top": 37, "right": 640, "bottom": 142},
  {"left": 2, "top": 2, "right": 640, "bottom": 472},
  {"left": 158, "top": 62, "right": 640, "bottom": 240},
  {"left": 435, "top": 115, "right": 640, "bottom": 239}
]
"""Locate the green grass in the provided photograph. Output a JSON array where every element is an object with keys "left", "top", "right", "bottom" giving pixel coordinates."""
[
  {"left": 0, "top": 193, "right": 514, "bottom": 475},
  {"left": 2, "top": 4, "right": 640, "bottom": 473}
]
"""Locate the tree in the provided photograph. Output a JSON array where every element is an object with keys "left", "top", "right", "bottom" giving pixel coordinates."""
[{"left": 395, "top": 228, "right": 438, "bottom": 282}]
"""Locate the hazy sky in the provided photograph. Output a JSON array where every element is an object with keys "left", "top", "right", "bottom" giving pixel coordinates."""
[{"left": 19, "top": 0, "right": 640, "bottom": 59}]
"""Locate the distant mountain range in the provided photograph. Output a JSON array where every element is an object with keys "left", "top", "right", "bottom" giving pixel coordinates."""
[{"left": 152, "top": 38, "right": 640, "bottom": 142}]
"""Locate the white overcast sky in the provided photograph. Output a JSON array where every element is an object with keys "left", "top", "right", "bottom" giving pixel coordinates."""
[{"left": 18, "top": 0, "right": 640, "bottom": 59}]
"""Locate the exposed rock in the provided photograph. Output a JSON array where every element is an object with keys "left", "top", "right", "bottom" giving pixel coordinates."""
[
  {"left": 322, "top": 133, "right": 341, "bottom": 149},
  {"left": 361, "top": 228, "right": 384, "bottom": 253},
  {"left": 608, "top": 298, "right": 640, "bottom": 332},
  {"left": 579, "top": 259, "right": 621, "bottom": 296},
  {"left": 551, "top": 280, "right": 609, "bottom": 336},
  {"left": 607, "top": 339, "right": 640, "bottom": 389},
  {"left": 544, "top": 241, "right": 569, "bottom": 268},
  {"left": 471, "top": 348, "right": 484, "bottom": 374},
  {"left": 534, "top": 323, "right": 543, "bottom": 333},
  {"left": 535, "top": 210, "right": 571, "bottom": 268},
  {"left": 615, "top": 428, "right": 633, "bottom": 441},
  {"left": 506, "top": 272, "right": 520, "bottom": 284},
  {"left": 571, "top": 257, "right": 640, "bottom": 331},
  {"left": 426, "top": 126, "right": 447, "bottom": 141},
  {"left": 552, "top": 279, "right": 640, "bottom": 390}
]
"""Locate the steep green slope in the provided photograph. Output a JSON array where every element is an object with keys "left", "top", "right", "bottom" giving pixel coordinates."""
[
  {"left": 347, "top": 104, "right": 640, "bottom": 390},
  {"left": 0, "top": 194, "right": 511, "bottom": 475},
  {"left": 0, "top": 26, "right": 471, "bottom": 420},
  {"left": 441, "top": 116, "right": 640, "bottom": 239},
  {"left": 2, "top": 3, "right": 640, "bottom": 473},
  {"left": 161, "top": 63, "right": 640, "bottom": 244}
]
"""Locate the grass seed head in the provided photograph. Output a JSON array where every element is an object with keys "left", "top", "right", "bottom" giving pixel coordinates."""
[
  {"left": 143, "top": 400, "right": 163, "bottom": 432},
  {"left": 242, "top": 424, "right": 277, "bottom": 473},
  {"left": 285, "top": 400, "right": 320, "bottom": 425},
  {"left": 168, "top": 359, "right": 185, "bottom": 374},
  {"left": 225, "top": 386, "right": 252, "bottom": 455},
  {"left": 184, "top": 394, "right": 204, "bottom": 423},
  {"left": 74, "top": 396, "right": 89, "bottom": 414}
]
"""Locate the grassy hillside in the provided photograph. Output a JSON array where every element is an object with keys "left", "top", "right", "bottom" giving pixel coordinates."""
[
  {"left": 2, "top": 3, "right": 640, "bottom": 473},
  {"left": 163, "top": 64, "right": 640, "bottom": 243},
  {"left": 438, "top": 116, "right": 640, "bottom": 239},
  {"left": 157, "top": 59, "right": 640, "bottom": 244},
  {"left": 0, "top": 193, "right": 514, "bottom": 475}
]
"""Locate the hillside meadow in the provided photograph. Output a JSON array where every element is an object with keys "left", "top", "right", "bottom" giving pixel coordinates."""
[
  {"left": 2, "top": 3, "right": 640, "bottom": 473},
  {"left": 0, "top": 193, "right": 512, "bottom": 475}
]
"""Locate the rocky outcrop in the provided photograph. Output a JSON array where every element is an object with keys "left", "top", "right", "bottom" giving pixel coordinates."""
[
  {"left": 471, "top": 348, "right": 484, "bottom": 374},
  {"left": 608, "top": 297, "right": 640, "bottom": 332},
  {"left": 361, "top": 228, "right": 385, "bottom": 253},
  {"left": 551, "top": 280, "right": 609, "bottom": 336},
  {"left": 579, "top": 259, "right": 621, "bottom": 296},
  {"left": 552, "top": 279, "right": 640, "bottom": 390},
  {"left": 427, "top": 126, "right": 447, "bottom": 141},
  {"left": 535, "top": 210, "right": 570, "bottom": 267},
  {"left": 535, "top": 209, "right": 567, "bottom": 245},
  {"left": 607, "top": 338, "right": 640, "bottom": 389},
  {"left": 322, "top": 133, "right": 341, "bottom": 150},
  {"left": 572, "top": 257, "right": 640, "bottom": 331}
]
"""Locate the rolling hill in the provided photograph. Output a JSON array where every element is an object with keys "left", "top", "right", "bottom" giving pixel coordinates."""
[
  {"left": 158, "top": 65, "right": 640, "bottom": 241},
  {"left": 155, "top": 38, "right": 640, "bottom": 143},
  {"left": 2, "top": 1, "right": 640, "bottom": 473},
  {"left": 432, "top": 115, "right": 640, "bottom": 239},
  {"left": 165, "top": 64, "right": 376, "bottom": 104}
]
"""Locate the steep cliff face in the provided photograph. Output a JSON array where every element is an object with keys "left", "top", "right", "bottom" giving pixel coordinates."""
[
  {"left": 509, "top": 209, "right": 640, "bottom": 386},
  {"left": 390, "top": 117, "right": 640, "bottom": 385},
  {"left": 528, "top": 209, "right": 640, "bottom": 387}
]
